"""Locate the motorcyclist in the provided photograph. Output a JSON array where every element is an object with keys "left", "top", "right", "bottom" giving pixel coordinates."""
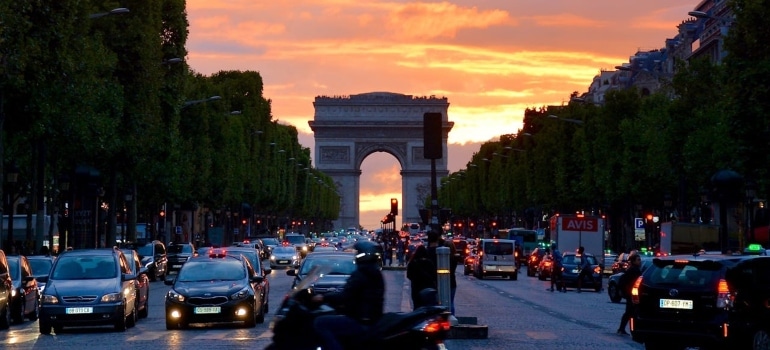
[{"left": 312, "top": 240, "right": 385, "bottom": 350}]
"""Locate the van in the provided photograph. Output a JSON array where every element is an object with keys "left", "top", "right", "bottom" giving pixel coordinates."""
[{"left": 472, "top": 239, "right": 518, "bottom": 280}]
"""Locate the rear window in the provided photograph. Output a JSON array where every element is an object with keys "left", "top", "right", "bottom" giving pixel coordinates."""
[
  {"left": 284, "top": 235, "right": 305, "bottom": 244},
  {"left": 484, "top": 242, "right": 513, "bottom": 255},
  {"left": 168, "top": 244, "right": 193, "bottom": 254},
  {"left": 646, "top": 259, "right": 723, "bottom": 288}
]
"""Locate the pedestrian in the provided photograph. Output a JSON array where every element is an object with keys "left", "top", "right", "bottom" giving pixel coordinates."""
[
  {"left": 396, "top": 238, "right": 406, "bottom": 266},
  {"left": 382, "top": 239, "right": 393, "bottom": 266},
  {"left": 576, "top": 246, "right": 593, "bottom": 293},
  {"left": 617, "top": 253, "right": 642, "bottom": 335},
  {"left": 406, "top": 245, "right": 437, "bottom": 310},
  {"left": 549, "top": 243, "right": 565, "bottom": 292}
]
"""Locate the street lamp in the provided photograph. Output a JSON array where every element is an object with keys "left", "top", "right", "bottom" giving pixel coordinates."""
[
  {"left": 548, "top": 114, "right": 584, "bottom": 125},
  {"left": 4, "top": 163, "right": 20, "bottom": 251},
  {"left": 89, "top": 7, "right": 130, "bottom": 19}
]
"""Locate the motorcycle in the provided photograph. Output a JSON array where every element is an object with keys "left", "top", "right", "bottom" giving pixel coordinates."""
[{"left": 267, "top": 266, "right": 451, "bottom": 350}]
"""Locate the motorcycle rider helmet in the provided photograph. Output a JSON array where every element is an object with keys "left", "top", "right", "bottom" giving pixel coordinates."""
[{"left": 353, "top": 240, "right": 381, "bottom": 264}]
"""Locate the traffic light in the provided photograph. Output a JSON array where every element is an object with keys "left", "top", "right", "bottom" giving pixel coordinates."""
[
  {"left": 390, "top": 198, "right": 398, "bottom": 216},
  {"left": 242, "top": 218, "right": 247, "bottom": 225},
  {"left": 159, "top": 209, "right": 165, "bottom": 218}
]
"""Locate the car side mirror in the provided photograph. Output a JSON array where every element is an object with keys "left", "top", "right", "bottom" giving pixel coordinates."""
[
  {"left": 164, "top": 277, "right": 175, "bottom": 285},
  {"left": 263, "top": 267, "right": 272, "bottom": 275},
  {"left": 122, "top": 273, "right": 137, "bottom": 281}
]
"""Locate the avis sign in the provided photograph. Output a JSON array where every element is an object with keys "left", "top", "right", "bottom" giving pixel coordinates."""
[{"left": 560, "top": 217, "right": 599, "bottom": 232}]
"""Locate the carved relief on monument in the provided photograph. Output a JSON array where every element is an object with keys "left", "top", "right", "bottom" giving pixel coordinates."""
[
  {"left": 319, "top": 146, "right": 350, "bottom": 164},
  {"left": 355, "top": 142, "right": 406, "bottom": 165},
  {"left": 411, "top": 147, "right": 433, "bottom": 165}
]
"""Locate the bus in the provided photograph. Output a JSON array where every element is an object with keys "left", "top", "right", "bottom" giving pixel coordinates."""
[{"left": 502, "top": 228, "right": 539, "bottom": 263}]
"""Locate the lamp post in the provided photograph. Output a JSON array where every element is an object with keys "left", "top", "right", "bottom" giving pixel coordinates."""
[
  {"left": 4, "top": 163, "right": 19, "bottom": 251},
  {"left": 89, "top": 7, "right": 130, "bottom": 19},
  {"left": 182, "top": 95, "right": 222, "bottom": 109}
]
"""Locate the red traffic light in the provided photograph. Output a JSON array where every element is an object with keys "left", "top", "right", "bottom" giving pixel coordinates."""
[
  {"left": 390, "top": 198, "right": 398, "bottom": 216},
  {"left": 159, "top": 210, "right": 165, "bottom": 218}
]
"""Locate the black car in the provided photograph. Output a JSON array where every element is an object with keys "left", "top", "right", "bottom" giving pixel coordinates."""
[
  {"left": 527, "top": 247, "right": 547, "bottom": 277},
  {"left": 164, "top": 249, "right": 266, "bottom": 329},
  {"left": 259, "top": 237, "right": 280, "bottom": 259},
  {"left": 6, "top": 255, "right": 39, "bottom": 324},
  {"left": 135, "top": 240, "right": 167, "bottom": 282},
  {"left": 630, "top": 253, "right": 746, "bottom": 349},
  {"left": 164, "top": 242, "right": 197, "bottom": 283},
  {"left": 559, "top": 252, "right": 602, "bottom": 292},
  {"left": 27, "top": 255, "right": 54, "bottom": 295},
  {"left": 38, "top": 248, "right": 138, "bottom": 334},
  {"left": 120, "top": 249, "right": 150, "bottom": 319},
  {"left": 198, "top": 246, "right": 271, "bottom": 316},
  {"left": 287, "top": 251, "right": 356, "bottom": 294},
  {"left": 723, "top": 256, "right": 770, "bottom": 349},
  {"left": 607, "top": 256, "right": 653, "bottom": 303},
  {"left": 0, "top": 250, "right": 14, "bottom": 329}
]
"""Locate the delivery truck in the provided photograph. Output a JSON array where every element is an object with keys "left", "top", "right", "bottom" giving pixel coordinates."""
[
  {"left": 658, "top": 222, "right": 720, "bottom": 255},
  {"left": 549, "top": 214, "right": 605, "bottom": 260}
]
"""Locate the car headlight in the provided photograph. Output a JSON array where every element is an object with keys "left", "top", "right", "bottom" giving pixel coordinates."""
[
  {"left": 230, "top": 287, "right": 250, "bottom": 300},
  {"left": 167, "top": 289, "right": 185, "bottom": 302},
  {"left": 101, "top": 292, "right": 122, "bottom": 303},
  {"left": 292, "top": 255, "right": 298, "bottom": 260},
  {"left": 11, "top": 288, "right": 17, "bottom": 297},
  {"left": 41, "top": 294, "right": 59, "bottom": 304},
  {"left": 270, "top": 255, "right": 276, "bottom": 261},
  {"left": 302, "top": 246, "right": 308, "bottom": 251}
]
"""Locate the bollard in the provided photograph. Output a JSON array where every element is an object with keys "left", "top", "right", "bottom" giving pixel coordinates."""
[{"left": 436, "top": 246, "right": 458, "bottom": 325}]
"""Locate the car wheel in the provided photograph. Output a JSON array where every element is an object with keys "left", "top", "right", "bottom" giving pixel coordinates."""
[
  {"left": 28, "top": 297, "right": 38, "bottom": 321},
  {"left": 39, "top": 320, "right": 52, "bottom": 335},
  {"left": 166, "top": 318, "right": 180, "bottom": 330},
  {"left": 12, "top": 298, "right": 24, "bottom": 324},
  {"left": 0, "top": 300, "right": 11, "bottom": 330},
  {"left": 114, "top": 304, "right": 127, "bottom": 332},
  {"left": 753, "top": 328, "right": 770, "bottom": 350},
  {"left": 608, "top": 283, "right": 622, "bottom": 303},
  {"left": 139, "top": 292, "right": 149, "bottom": 319}
]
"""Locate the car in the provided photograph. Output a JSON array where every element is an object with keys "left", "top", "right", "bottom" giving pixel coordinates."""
[
  {"left": 120, "top": 249, "right": 151, "bottom": 319},
  {"left": 472, "top": 239, "right": 518, "bottom": 280},
  {"left": 198, "top": 246, "right": 272, "bottom": 316},
  {"left": 164, "top": 242, "right": 197, "bottom": 283},
  {"left": 259, "top": 237, "right": 280, "bottom": 259},
  {"left": 38, "top": 248, "right": 138, "bottom": 334},
  {"left": 283, "top": 233, "right": 311, "bottom": 258},
  {"left": 526, "top": 247, "right": 547, "bottom": 277},
  {"left": 606, "top": 256, "right": 653, "bottom": 303},
  {"left": 312, "top": 244, "right": 338, "bottom": 253},
  {"left": 603, "top": 252, "right": 618, "bottom": 275},
  {"left": 0, "top": 250, "right": 14, "bottom": 329},
  {"left": 558, "top": 252, "right": 602, "bottom": 292},
  {"left": 287, "top": 251, "right": 356, "bottom": 294},
  {"left": 135, "top": 240, "right": 168, "bottom": 282},
  {"left": 630, "top": 253, "right": 748, "bottom": 349},
  {"left": 451, "top": 239, "right": 469, "bottom": 260},
  {"left": 463, "top": 250, "right": 478, "bottom": 276},
  {"left": 6, "top": 255, "right": 40, "bottom": 324},
  {"left": 723, "top": 256, "right": 770, "bottom": 348},
  {"left": 164, "top": 249, "right": 266, "bottom": 329},
  {"left": 27, "top": 255, "right": 54, "bottom": 295},
  {"left": 611, "top": 252, "right": 634, "bottom": 275},
  {"left": 270, "top": 245, "right": 300, "bottom": 269},
  {"left": 537, "top": 254, "right": 554, "bottom": 281}
]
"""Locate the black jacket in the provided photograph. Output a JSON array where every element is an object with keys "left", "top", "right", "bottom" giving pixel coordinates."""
[
  {"left": 324, "top": 262, "right": 384, "bottom": 325},
  {"left": 619, "top": 264, "right": 642, "bottom": 299}
]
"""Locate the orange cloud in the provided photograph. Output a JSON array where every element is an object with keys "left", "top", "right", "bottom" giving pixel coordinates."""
[
  {"left": 386, "top": 2, "right": 513, "bottom": 39},
  {"left": 530, "top": 13, "right": 607, "bottom": 28}
]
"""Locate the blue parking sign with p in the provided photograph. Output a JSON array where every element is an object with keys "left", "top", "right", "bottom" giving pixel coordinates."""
[{"left": 635, "top": 218, "right": 645, "bottom": 229}]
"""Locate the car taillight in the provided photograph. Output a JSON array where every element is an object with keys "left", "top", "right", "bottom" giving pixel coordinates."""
[
  {"left": 593, "top": 266, "right": 601, "bottom": 274},
  {"left": 717, "top": 278, "right": 732, "bottom": 309},
  {"left": 631, "top": 276, "right": 642, "bottom": 304},
  {"left": 421, "top": 315, "right": 452, "bottom": 333}
]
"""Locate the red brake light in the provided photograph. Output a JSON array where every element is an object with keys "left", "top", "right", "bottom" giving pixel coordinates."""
[
  {"left": 718, "top": 279, "right": 729, "bottom": 294},
  {"left": 423, "top": 317, "right": 451, "bottom": 333}
]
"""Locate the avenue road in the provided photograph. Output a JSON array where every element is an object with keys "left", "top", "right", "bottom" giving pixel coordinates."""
[{"left": 1, "top": 265, "right": 644, "bottom": 350}]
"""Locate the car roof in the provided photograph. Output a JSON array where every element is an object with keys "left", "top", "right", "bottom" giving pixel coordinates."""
[
  {"left": 61, "top": 248, "right": 120, "bottom": 256},
  {"left": 655, "top": 253, "right": 747, "bottom": 262},
  {"left": 305, "top": 251, "right": 355, "bottom": 258}
]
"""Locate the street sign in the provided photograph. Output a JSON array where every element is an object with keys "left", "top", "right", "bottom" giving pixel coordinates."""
[
  {"left": 175, "top": 226, "right": 182, "bottom": 234},
  {"left": 635, "top": 218, "right": 645, "bottom": 229}
]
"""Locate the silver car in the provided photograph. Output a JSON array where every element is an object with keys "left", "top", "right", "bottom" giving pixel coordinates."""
[{"left": 270, "top": 246, "right": 299, "bottom": 269}]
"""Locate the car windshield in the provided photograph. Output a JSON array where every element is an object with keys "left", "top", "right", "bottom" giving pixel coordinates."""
[
  {"left": 299, "top": 256, "right": 356, "bottom": 276},
  {"left": 562, "top": 254, "right": 598, "bottom": 265},
  {"left": 52, "top": 256, "right": 117, "bottom": 280},
  {"left": 177, "top": 260, "right": 245, "bottom": 282},
  {"left": 7, "top": 258, "right": 19, "bottom": 280},
  {"left": 647, "top": 259, "right": 723, "bottom": 287},
  {"left": 262, "top": 238, "right": 279, "bottom": 246},
  {"left": 137, "top": 244, "right": 153, "bottom": 257},
  {"left": 273, "top": 247, "right": 296, "bottom": 255},
  {"left": 284, "top": 235, "right": 305, "bottom": 244},
  {"left": 29, "top": 258, "right": 53, "bottom": 276},
  {"left": 168, "top": 244, "right": 193, "bottom": 254},
  {"left": 484, "top": 242, "right": 513, "bottom": 255}
]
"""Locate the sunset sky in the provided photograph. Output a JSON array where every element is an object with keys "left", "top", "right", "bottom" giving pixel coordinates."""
[{"left": 185, "top": 0, "right": 698, "bottom": 230}]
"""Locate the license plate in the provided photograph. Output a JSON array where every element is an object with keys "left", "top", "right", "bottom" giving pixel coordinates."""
[
  {"left": 172, "top": 265, "right": 182, "bottom": 268},
  {"left": 66, "top": 307, "right": 93, "bottom": 314},
  {"left": 660, "top": 299, "right": 693, "bottom": 309},
  {"left": 194, "top": 306, "right": 221, "bottom": 314},
  {"left": 278, "top": 260, "right": 289, "bottom": 264}
]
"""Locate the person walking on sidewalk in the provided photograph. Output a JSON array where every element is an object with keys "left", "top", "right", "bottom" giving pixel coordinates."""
[{"left": 617, "top": 253, "right": 642, "bottom": 335}]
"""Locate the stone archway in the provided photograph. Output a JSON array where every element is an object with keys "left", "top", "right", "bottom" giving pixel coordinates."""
[{"left": 309, "top": 92, "right": 453, "bottom": 230}]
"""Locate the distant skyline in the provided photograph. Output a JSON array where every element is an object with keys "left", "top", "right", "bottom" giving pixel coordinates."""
[{"left": 185, "top": 0, "right": 699, "bottom": 229}]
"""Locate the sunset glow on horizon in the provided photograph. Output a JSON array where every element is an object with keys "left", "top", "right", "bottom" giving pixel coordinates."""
[{"left": 185, "top": 0, "right": 699, "bottom": 229}]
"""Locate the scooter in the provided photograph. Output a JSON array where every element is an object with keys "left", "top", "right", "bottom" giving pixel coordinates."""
[{"left": 266, "top": 266, "right": 451, "bottom": 350}]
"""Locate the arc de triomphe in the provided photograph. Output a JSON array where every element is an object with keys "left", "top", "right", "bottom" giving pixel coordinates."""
[{"left": 309, "top": 92, "right": 453, "bottom": 230}]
